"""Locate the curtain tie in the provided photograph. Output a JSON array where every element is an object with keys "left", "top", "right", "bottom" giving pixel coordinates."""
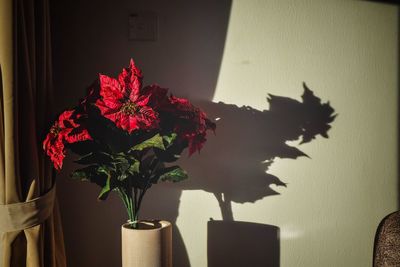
[{"left": 0, "top": 185, "right": 56, "bottom": 232}]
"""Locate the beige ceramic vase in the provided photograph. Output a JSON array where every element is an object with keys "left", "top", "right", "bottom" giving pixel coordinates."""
[{"left": 121, "top": 220, "right": 172, "bottom": 267}]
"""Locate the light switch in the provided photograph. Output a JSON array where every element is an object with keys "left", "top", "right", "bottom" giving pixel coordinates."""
[{"left": 128, "top": 12, "right": 158, "bottom": 41}]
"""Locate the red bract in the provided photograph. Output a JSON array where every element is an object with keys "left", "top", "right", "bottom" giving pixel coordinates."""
[
  {"left": 95, "top": 60, "right": 158, "bottom": 134},
  {"left": 142, "top": 84, "right": 169, "bottom": 108},
  {"left": 80, "top": 81, "right": 100, "bottom": 111},
  {"left": 163, "top": 96, "right": 216, "bottom": 155},
  {"left": 43, "top": 110, "right": 92, "bottom": 170},
  {"left": 186, "top": 110, "right": 216, "bottom": 155}
]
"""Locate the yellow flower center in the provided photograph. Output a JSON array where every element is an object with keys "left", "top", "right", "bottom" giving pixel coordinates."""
[
  {"left": 50, "top": 124, "right": 61, "bottom": 136},
  {"left": 121, "top": 101, "right": 138, "bottom": 115}
]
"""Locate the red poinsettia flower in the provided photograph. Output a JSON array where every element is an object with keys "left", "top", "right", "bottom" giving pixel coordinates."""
[
  {"left": 95, "top": 60, "right": 159, "bottom": 134},
  {"left": 186, "top": 110, "right": 216, "bottom": 155},
  {"left": 162, "top": 96, "right": 216, "bottom": 155},
  {"left": 142, "top": 84, "right": 169, "bottom": 108},
  {"left": 43, "top": 110, "right": 92, "bottom": 170}
]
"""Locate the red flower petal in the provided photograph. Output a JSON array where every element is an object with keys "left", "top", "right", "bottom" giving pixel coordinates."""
[
  {"left": 43, "top": 131, "right": 66, "bottom": 170},
  {"left": 80, "top": 81, "right": 101, "bottom": 110},
  {"left": 120, "top": 115, "right": 139, "bottom": 134},
  {"left": 135, "top": 94, "right": 151, "bottom": 107},
  {"left": 99, "top": 74, "right": 124, "bottom": 101},
  {"left": 58, "top": 110, "right": 75, "bottom": 128},
  {"left": 94, "top": 60, "right": 159, "bottom": 134},
  {"left": 142, "top": 84, "right": 169, "bottom": 108},
  {"left": 96, "top": 97, "right": 123, "bottom": 111},
  {"left": 65, "top": 128, "right": 92, "bottom": 143},
  {"left": 158, "top": 95, "right": 215, "bottom": 155},
  {"left": 136, "top": 106, "right": 158, "bottom": 128},
  {"left": 43, "top": 109, "right": 92, "bottom": 170},
  {"left": 118, "top": 59, "right": 142, "bottom": 100},
  {"left": 188, "top": 132, "right": 207, "bottom": 156},
  {"left": 103, "top": 110, "right": 124, "bottom": 126}
]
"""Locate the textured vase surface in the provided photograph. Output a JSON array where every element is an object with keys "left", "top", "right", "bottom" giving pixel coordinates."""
[{"left": 122, "top": 220, "right": 172, "bottom": 267}]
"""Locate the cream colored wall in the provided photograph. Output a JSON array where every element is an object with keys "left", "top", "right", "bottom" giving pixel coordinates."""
[
  {"left": 208, "top": 1, "right": 399, "bottom": 266},
  {"left": 51, "top": 0, "right": 398, "bottom": 266}
]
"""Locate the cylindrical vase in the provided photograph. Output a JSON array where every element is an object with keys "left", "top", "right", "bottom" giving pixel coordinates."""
[{"left": 121, "top": 220, "right": 172, "bottom": 267}]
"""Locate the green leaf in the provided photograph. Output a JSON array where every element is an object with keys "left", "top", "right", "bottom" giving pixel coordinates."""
[
  {"left": 162, "top": 133, "right": 177, "bottom": 148},
  {"left": 113, "top": 156, "right": 130, "bottom": 173},
  {"left": 131, "top": 134, "right": 165, "bottom": 151},
  {"left": 117, "top": 173, "right": 128, "bottom": 181},
  {"left": 68, "top": 140, "right": 102, "bottom": 157},
  {"left": 70, "top": 165, "right": 98, "bottom": 182},
  {"left": 97, "top": 165, "right": 111, "bottom": 176},
  {"left": 98, "top": 176, "right": 111, "bottom": 200},
  {"left": 75, "top": 152, "right": 112, "bottom": 165},
  {"left": 131, "top": 175, "right": 151, "bottom": 190},
  {"left": 154, "top": 140, "right": 186, "bottom": 163},
  {"left": 70, "top": 165, "right": 111, "bottom": 189},
  {"left": 70, "top": 169, "right": 90, "bottom": 182},
  {"left": 128, "top": 160, "right": 140, "bottom": 175},
  {"left": 158, "top": 166, "right": 188, "bottom": 183}
]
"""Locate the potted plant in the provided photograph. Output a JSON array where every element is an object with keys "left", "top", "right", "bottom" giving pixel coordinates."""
[{"left": 43, "top": 59, "right": 215, "bottom": 267}]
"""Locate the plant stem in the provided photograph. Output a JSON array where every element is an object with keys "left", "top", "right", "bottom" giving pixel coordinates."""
[
  {"left": 119, "top": 156, "right": 161, "bottom": 229},
  {"left": 116, "top": 188, "right": 133, "bottom": 224},
  {"left": 134, "top": 157, "right": 158, "bottom": 216},
  {"left": 134, "top": 187, "right": 138, "bottom": 214},
  {"left": 136, "top": 175, "right": 152, "bottom": 217},
  {"left": 126, "top": 177, "right": 138, "bottom": 228}
]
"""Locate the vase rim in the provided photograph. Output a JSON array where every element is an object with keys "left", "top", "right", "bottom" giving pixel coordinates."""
[{"left": 122, "top": 220, "right": 171, "bottom": 231}]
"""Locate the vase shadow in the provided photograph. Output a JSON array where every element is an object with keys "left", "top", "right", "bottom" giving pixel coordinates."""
[{"left": 208, "top": 220, "right": 280, "bottom": 267}]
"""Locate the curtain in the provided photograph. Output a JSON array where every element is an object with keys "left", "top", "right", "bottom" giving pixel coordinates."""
[{"left": 0, "top": 0, "right": 66, "bottom": 266}]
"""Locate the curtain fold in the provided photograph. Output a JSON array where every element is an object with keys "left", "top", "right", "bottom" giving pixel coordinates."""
[{"left": 0, "top": 0, "right": 67, "bottom": 266}]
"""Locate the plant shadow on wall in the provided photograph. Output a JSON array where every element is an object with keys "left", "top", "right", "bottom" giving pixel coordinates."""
[{"left": 141, "top": 83, "right": 337, "bottom": 267}]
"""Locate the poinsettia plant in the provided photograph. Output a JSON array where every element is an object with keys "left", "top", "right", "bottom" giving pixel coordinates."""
[{"left": 43, "top": 59, "right": 215, "bottom": 228}]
